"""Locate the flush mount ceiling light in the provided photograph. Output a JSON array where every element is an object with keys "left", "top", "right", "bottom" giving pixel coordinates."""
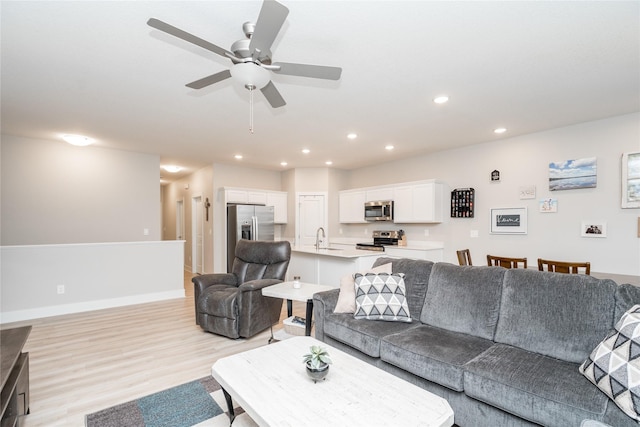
[
  {"left": 433, "top": 95, "right": 449, "bottom": 104},
  {"left": 234, "top": 154, "right": 243, "bottom": 160},
  {"left": 385, "top": 145, "right": 395, "bottom": 151},
  {"left": 494, "top": 127, "right": 507, "bottom": 134},
  {"left": 325, "top": 160, "right": 333, "bottom": 166},
  {"left": 347, "top": 133, "right": 358, "bottom": 140},
  {"left": 280, "top": 161, "right": 288, "bottom": 166},
  {"left": 61, "top": 134, "right": 95, "bottom": 146},
  {"left": 162, "top": 165, "right": 183, "bottom": 173},
  {"left": 302, "top": 148, "right": 310, "bottom": 154}
]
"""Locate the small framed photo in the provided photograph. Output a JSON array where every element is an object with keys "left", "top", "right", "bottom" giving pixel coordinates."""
[
  {"left": 490, "top": 207, "right": 528, "bottom": 234},
  {"left": 519, "top": 185, "right": 536, "bottom": 200},
  {"left": 622, "top": 152, "right": 640, "bottom": 208},
  {"left": 581, "top": 221, "right": 607, "bottom": 238},
  {"left": 539, "top": 198, "right": 558, "bottom": 213}
]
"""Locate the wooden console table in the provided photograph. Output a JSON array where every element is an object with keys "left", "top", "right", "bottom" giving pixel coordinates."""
[{"left": 1, "top": 326, "right": 31, "bottom": 427}]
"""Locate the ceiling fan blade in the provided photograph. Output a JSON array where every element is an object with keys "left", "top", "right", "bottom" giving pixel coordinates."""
[
  {"left": 249, "top": 0, "right": 289, "bottom": 56},
  {"left": 147, "top": 18, "right": 232, "bottom": 58},
  {"left": 186, "top": 69, "right": 232, "bottom": 89},
  {"left": 272, "top": 62, "right": 342, "bottom": 80},
  {"left": 261, "top": 81, "right": 286, "bottom": 108}
]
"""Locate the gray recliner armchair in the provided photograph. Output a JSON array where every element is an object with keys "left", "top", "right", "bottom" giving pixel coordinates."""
[{"left": 192, "top": 240, "right": 291, "bottom": 339}]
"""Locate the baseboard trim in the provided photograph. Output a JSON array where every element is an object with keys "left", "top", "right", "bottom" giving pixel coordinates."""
[{"left": 0, "top": 289, "right": 186, "bottom": 324}]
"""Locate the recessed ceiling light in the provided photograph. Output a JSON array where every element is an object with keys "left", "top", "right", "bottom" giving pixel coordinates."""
[
  {"left": 234, "top": 154, "right": 243, "bottom": 160},
  {"left": 280, "top": 161, "right": 288, "bottom": 166},
  {"left": 433, "top": 95, "right": 449, "bottom": 104},
  {"left": 302, "top": 148, "right": 310, "bottom": 154},
  {"left": 347, "top": 133, "right": 357, "bottom": 140},
  {"left": 162, "top": 165, "right": 183, "bottom": 173},
  {"left": 494, "top": 128, "right": 507, "bottom": 134},
  {"left": 385, "top": 145, "right": 394, "bottom": 151},
  {"left": 325, "top": 161, "right": 333, "bottom": 166},
  {"left": 61, "top": 134, "right": 95, "bottom": 146}
]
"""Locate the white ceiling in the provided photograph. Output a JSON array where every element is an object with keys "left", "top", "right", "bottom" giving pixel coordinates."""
[{"left": 2, "top": 1, "right": 639, "bottom": 182}]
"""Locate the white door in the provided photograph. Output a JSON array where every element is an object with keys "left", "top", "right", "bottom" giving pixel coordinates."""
[
  {"left": 192, "top": 196, "right": 204, "bottom": 274},
  {"left": 296, "top": 193, "right": 327, "bottom": 246},
  {"left": 176, "top": 200, "right": 184, "bottom": 240}
]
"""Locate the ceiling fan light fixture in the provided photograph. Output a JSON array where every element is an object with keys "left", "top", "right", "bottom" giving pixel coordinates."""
[{"left": 230, "top": 62, "right": 270, "bottom": 90}]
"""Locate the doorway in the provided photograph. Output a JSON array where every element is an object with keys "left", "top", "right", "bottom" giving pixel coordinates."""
[
  {"left": 296, "top": 193, "right": 328, "bottom": 246},
  {"left": 192, "top": 195, "right": 204, "bottom": 274}
]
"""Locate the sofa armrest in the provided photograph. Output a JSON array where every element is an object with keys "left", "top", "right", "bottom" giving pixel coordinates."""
[{"left": 313, "top": 289, "right": 340, "bottom": 342}]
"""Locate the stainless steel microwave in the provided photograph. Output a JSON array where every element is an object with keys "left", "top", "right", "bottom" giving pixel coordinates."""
[{"left": 364, "top": 200, "right": 394, "bottom": 221}]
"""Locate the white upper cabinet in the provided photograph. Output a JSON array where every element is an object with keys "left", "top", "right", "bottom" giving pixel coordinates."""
[
  {"left": 339, "top": 190, "right": 367, "bottom": 223},
  {"left": 247, "top": 191, "right": 268, "bottom": 205},
  {"left": 226, "top": 189, "right": 248, "bottom": 204},
  {"left": 266, "top": 191, "right": 288, "bottom": 224},
  {"left": 393, "top": 182, "right": 444, "bottom": 223},
  {"left": 365, "top": 187, "right": 394, "bottom": 202}
]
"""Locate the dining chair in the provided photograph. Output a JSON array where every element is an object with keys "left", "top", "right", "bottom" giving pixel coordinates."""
[
  {"left": 487, "top": 255, "right": 527, "bottom": 269},
  {"left": 456, "top": 249, "right": 472, "bottom": 266},
  {"left": 537, "top": 258, "right": 591, "bottom": 275}
]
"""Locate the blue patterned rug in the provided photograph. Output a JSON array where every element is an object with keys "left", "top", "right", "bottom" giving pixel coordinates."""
[{"left": 85, "top": 376, "right": 252, "bottom": 427}]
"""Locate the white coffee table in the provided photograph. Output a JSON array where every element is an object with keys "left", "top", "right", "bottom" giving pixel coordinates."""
[
  {"left": 262, "top": 281, "right": 332, "bottom": 336},
  {"left": 211, "top": 336, "right": 454, "bottom": 427}
]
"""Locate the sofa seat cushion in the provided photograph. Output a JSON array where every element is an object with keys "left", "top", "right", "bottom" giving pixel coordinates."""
[
  {"left": 464, "top": 343, "right": 608, "bottom": 426},
  {"left": 421, "top": 263, "right": 505, "bottom": 340},
  {"left": 198, "top": 284, "right": 239, "bottom": 319},
  {"left": 380, "top": 325, "right": 494, "bottom": 392},
  {"left": 323, "top": 312, "right": 419, "bottom": 357}
]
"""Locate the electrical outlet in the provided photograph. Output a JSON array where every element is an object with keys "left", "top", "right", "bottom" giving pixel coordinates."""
[
  {"left": 424, "top": 229, "right": 430, "bottom": 237},
  {"left": 57, "top": 285, "right": 65, "bottom": 294},
  {"left": 364, "top": 228, "right": 368, "bottom": 235},
  {"left": 143, "top": 228, "right": 149, "bottom": 236}
]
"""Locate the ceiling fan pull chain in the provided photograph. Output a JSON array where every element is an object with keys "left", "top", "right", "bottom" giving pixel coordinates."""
[{"left": 249, "top": 85, "right": 254, "bottom": 134}]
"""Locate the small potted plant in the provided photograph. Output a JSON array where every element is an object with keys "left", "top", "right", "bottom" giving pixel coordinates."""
[{"left": 302, "top": 345, "right": 332, "bottom": 382}]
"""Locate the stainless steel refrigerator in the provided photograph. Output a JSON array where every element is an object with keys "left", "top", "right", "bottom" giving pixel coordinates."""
[{"left": 227, "top": 204, "right": 275, "bottom": 272}]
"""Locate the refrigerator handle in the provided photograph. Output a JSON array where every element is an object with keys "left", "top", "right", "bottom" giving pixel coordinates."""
[{"left": 252, "top": 216, "right": 258, "bottom": 240}]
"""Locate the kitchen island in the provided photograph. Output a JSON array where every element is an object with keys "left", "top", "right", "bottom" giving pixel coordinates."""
[{"left": 288, "top": 245, "right": 383, "bottom": 287}]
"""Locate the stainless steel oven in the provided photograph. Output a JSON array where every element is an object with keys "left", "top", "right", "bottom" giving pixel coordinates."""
[{"left": 364, "top": 200, "right": 393, "bottom": 221}]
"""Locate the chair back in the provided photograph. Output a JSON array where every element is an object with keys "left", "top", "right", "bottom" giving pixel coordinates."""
[
  {"left": 537, "top": 258, "right": 590, "bottom": 275},
  {"left": 487, "top": 255, "right": 527, "bottom": 269},
  {"left": 456, "top": 249, "right": 472, "bottom": 266},
  {"left": 232, "top": 240, "right": 291, "bottom": 284}
]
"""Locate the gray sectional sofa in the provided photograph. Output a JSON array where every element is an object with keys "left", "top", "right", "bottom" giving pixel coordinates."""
[{"left": 312, "top": 257, "right": 640, "bottom": 427}]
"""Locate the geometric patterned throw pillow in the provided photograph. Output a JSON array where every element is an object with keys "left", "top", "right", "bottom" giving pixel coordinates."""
[
  {"left": 353, "top": 272, "right": 411, "bottom": 322},
  {"left": 579, "top": 304, "right": 640, "bottom": 421}
]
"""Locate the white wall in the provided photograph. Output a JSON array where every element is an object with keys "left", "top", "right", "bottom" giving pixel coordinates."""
[
  {"left": 1, "top": 134, "right": 161, "bottom": 244},
  {"left": 340, "top": 113, "right": 640, "bottom": 275},
  {"left": 1, "top": 241, "right": 184, "bottom": 323}
]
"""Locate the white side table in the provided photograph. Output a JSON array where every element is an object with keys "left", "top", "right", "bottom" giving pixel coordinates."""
[{"left": 262, "top": 281, "right": 332, "bottom": 336}]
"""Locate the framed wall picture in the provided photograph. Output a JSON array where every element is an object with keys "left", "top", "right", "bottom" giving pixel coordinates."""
[
  {"left": 490, "top": 207, "right": 528, "bottom": 234},
  {"left": 622, "top": 151, "right": 640, "bottom": 208},
  {"left": 581, "top": 221, "right": 607, "bottom": 238},
  {"left": 549, "top": 157, "right": 597, "bottom": 191}
]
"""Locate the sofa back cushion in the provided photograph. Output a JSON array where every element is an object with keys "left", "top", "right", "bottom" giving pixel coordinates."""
[
  {"left": 372, "top": 257, "right": 433, "bottom": 320},
  {"left": 494, "top": 269, "right": 616, "bottom": 363},
  {"left": 614, "top": 283, "right": 640, "bottom": 323},
  {"left": 420, "top": 263, "right": 505, "bottom": 340}
]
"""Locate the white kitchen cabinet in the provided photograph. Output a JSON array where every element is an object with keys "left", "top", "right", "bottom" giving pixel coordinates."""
[
  {"left": 384, "top": 246, "right": 444, "bottom": 262},
  {"left": 266, "top": 191, "right": 288, "bottom": 224},
  {"left": 247, "top": 191, "right": 267, "bottom": 205},
  {"left": 365, "top": 187, "right": 394, "bottom": 202},
  {"left": 226, "top": 189, "right": 249, "bottom": 204},
  {"left": 393, "top": 182, "right": 444, "bottom": 223},
  {"left": 339, "top": 190, "right": 367, "bottom": 223}
]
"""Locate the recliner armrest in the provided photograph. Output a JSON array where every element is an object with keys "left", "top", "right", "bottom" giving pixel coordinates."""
[
  {"left": 238, "top": 279, "right": 283, "bottom": 292},
  {"left": 192, "top": 273, "right": 238, "bottom": 293}
]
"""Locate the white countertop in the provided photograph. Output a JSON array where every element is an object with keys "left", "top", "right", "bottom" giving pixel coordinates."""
[{"left": 290, "top": 245, "right": 382, "bottom": 258}]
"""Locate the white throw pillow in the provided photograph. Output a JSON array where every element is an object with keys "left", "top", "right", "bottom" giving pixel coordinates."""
[{"left": 333, "top": 262, "right": 392, "bottom": 313}]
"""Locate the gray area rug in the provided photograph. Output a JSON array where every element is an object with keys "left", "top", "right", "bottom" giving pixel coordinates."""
[{"left": 85, "top": 376, "right": 243, "bottom": 427}]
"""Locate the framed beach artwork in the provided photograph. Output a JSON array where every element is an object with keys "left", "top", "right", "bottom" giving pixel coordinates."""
[
  {"left": 490, "top": 207, "right": 528, "bottom": 235},
  {"left": 622, "top": 151, "right": 640, "bottom": 208},
  {"left": 581, "top": 221, "right": 607, "bottom": 238},
  {"left": 549, "top": 157, "right": 597, "bottom": 191}
]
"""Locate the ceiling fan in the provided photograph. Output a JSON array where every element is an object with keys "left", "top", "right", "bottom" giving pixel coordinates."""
[{"left": 147, "top": 0, "right": 342, "bottom": 109}]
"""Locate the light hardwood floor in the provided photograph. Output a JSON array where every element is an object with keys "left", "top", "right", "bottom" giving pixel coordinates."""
[{"left": 2, "top": 272, "right": 304, "bottom": 427}]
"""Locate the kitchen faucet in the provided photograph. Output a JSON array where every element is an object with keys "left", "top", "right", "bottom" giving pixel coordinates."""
[{"left": 315, "top": 227, "right": 325, "bottom": 250}]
